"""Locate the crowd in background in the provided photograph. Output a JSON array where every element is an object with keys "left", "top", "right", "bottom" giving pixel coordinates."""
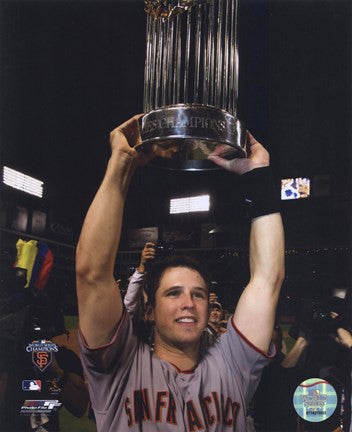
[{"left": 0, "top": 240, "right": 351, "bottom": 431}]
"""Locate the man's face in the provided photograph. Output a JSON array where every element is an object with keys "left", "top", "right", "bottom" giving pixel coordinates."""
[
  {"left": 209, "top": 307, "right": 222, "bottom": 325},
  {"left": 151, "top": 267, "right": 209, "bottom": 350}
]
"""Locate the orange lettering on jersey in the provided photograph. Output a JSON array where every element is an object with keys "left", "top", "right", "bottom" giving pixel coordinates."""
[
  {"left": 223, "top": 397, "right": 233, "bottom": 426},
  {"left": 220, "top": 393, "right": 228, "bottom": 424},
  {"left": 201, "top": 395, "right": 215, "bottom": 426},
  {"left": 155, "top": 391, "right": 168, "bottom": 422},
  {"left": 166, "top": 393, "right": 177, "bottom": 425},
  {"left": 133, "top": 389, "right": 151, "bottom": 422},
  {"left": 186, "top": 400, "right": 204, "bottom": 432},
  {"left": 124, "top": 397, "right": 133, "bottom": 427},
  {"left": 232, "top": 402, "right": 240, "bottom": 428},
  {"left": 211, "top": 392, "right": 221, "bottom": 423}
]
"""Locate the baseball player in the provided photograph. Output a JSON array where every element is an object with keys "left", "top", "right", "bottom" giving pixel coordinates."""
[{"left": 76, "top": 115, "right": 285, "bottom": 431}]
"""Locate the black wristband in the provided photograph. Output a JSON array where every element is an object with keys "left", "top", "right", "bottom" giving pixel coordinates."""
[{"left": 241, "top": 166, "right": 281, "bottom": 219}]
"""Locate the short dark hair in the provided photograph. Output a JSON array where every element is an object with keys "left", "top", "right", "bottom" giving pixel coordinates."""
[
  {"left": 144, "top": 254, "right": 211, "bottom": 307},
  {"left": 210, "top": 302, "right": 222, "bottom": 311}
]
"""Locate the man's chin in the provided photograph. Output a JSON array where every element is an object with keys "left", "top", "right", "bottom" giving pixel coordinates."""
[
  {"left": 155, "top": 327, "right": 205, "bottom": 351},
  {"left": 172, "top": 333, "right": 203, "bottom": 349},
  {"left": 174, "top": 339, "right": 201, "bottom": 352}
]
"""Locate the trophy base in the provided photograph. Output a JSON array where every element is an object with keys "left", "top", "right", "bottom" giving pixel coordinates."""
[{"left": 138, "top": 105, "right": 247, "bottom": 171}]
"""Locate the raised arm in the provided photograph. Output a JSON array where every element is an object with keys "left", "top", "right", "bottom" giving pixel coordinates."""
[
  {"left": 208, "top": 133, "right": 285, "bottom": 352},
  {"left": 281, "top": 336, "right": 309, "bottom": 368},
  {"left": 75, "top": 115, "right": 152, "bottom": 348},
  {"left": 123, "top": 243, "right": 155, "bottom": 315}
]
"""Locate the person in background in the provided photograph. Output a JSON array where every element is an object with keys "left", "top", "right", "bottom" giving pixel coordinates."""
[
  {"left": 123, "top": 242, "right": 155, "bottom": 316},
  {"left": 203, "top": 301, "right": 224, "bottom": 345},
  {"left": 252, "top": 324, "right": 310, "bottom": 432},
  {"left": 335, "top": 327, "right": 352, "bottom": 349},
  {"left": 122, "top": 242, "right": 156, "bottom": 344}
]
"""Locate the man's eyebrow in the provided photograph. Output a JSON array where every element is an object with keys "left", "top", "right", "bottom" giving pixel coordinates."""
[
  {"left": 162, "top": 286, "right": 183, "bottom": 295},
  {"left": 164, "top": 285, "right": 182, "bottom": 292},
  {"left": 163, "top": 285, "right": 208, "bottom": 293},
  {"left": 193, "top": 286, "right": 208, "bottom": 293}
]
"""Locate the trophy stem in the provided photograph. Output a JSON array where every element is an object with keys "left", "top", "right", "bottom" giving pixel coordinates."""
[
  {"left": 234, "top": 0, "right": 239, "bottom": 115},
  {"left": 184, "top": 8, "right": 192, "bottom": 103},
  {"left": 222, "top": 0, "right": 230, "bottom": 110},
  {"left": 167, "top": 18, "right": 174, "bottom": 106},
  {"left": 202, "top": 3, "right": 208, "bottom": 105},
  {"left": 194, "top": 3, "right": 202, "bottom": 104},
  {"left": 161, "top": 19, "right": 168, "bottom": 107},
  {"left": 172, "top": 16, "right": 177, "bottom": 104},
  {"left": 155, "top": 19, "right": 163, "bottom": 108},
  {"left": 209, "top": 1, "right": 215, "bottom": 105},
  {"left": 230, "top": 0, "right": 239, "bottom": 115},
  {"left": 147, "top": 18, "right": 157, "bottom": 112},
  {"left": 174, "top": 15, "right": 182, "bottom": 104},
  {"left": 143, "top": 14, "right": 151, "bottom": 113},
  {"left": 215, "top": 0, "right": 223, "bottom": 108}
]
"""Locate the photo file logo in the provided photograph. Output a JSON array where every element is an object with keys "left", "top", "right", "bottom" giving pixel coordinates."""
[{"left": 20, "top": 400, "right": 62, "bottom": 415}]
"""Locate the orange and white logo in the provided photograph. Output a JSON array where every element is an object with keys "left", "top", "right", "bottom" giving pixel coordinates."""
[
  {"left": 26, "top": 340, "right": 58, "bottom": 372},
  {"left": 33, "top": 351, "right": 51, "bottom": 372}
]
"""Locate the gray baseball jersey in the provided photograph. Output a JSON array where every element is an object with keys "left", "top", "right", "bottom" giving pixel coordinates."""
[{"left": 79, "top": 311, "right": 274, "bottom": 432}]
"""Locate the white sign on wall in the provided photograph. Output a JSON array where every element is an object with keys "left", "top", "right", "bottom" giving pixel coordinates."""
[{"left": 127, "top": 227, "right": 159, "bottom": 249}]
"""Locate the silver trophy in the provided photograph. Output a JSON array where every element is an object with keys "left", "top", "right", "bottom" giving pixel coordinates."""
[{"left": 139, "top": 0, "right": 247, "bottom": 170}]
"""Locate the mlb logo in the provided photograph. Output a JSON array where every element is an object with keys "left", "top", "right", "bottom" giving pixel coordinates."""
[{"left": 22, "top": 380, "right": 41, "bottom": 391}]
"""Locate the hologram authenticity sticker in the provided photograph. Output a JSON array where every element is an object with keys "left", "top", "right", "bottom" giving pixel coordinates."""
[{"left": 293, "top": 378, "right": 337, "bottom": 423}]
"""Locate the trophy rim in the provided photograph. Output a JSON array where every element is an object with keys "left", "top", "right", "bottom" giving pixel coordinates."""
[
  {"left": 149, "top": 157, "right": 220, "bottom": 171},
  {"left": 143, "top": 103, "right": 238, "bottom": 119},
  {"left": 140, "top": 134, "right": 245, "bottom": 149}
]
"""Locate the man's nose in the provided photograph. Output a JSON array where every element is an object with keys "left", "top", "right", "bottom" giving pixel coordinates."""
[{"left": 180, "top": 293, "right": 195, "bottom": 309}]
